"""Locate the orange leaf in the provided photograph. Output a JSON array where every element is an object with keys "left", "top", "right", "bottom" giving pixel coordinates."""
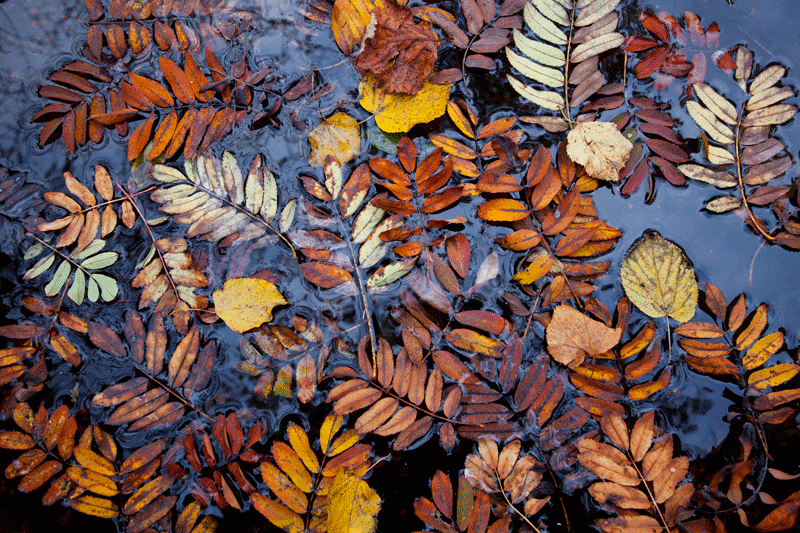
[
  {"left": 477, "top": 198, "right": 529, "bottom": 222},
  {"left": 546, "top": 305, "right": 623, "bottom": 367}
]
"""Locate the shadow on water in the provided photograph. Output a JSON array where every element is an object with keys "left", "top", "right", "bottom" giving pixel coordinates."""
[{"left": 0, "top": 0, "right": 798, "bottom": 531}]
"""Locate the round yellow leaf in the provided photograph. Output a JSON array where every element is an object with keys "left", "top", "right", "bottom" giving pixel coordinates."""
[
  {"left": 308, "top": 112, "right": 361, "bottom": 166},
  {"left": 620, "top": 232, "right": 698, "bottom": 323},
  {"left": 213, "top": 278, "right": 288, "bottom": 333},
  {"left": 359, "top": 74, "right": 452, "bottom": 133}
]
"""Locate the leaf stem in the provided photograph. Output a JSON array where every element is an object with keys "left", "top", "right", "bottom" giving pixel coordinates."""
[
  {"left": 495, "top": 470, "right": 542, "bottom": 533},
  {"left": 735, "top": 109, "right": 774, "bottom": 241}
]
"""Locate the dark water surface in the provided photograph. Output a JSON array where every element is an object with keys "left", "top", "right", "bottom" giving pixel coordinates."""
[{"left": 0, "top": 0, "right": 797, "bottom": 531}]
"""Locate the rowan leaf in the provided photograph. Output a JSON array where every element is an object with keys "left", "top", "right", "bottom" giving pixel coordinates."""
[
  {"left": 620, "top": 232, "right": 698, "bottom": 322},
  {"left": 213, "top": 278, "right": 288, "bottom": 333}
]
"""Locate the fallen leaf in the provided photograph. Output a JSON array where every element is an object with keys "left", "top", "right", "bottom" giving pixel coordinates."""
[
  {"left": 359, "top": 74, "right": 451, "bottom": 133},
  {"left": 566, "top": 121, "right": 633, "bottom": 181},
  {"left": 620, "top": 232, "right": 698, "bottom": 323},
  {"left": 353, "top": 0, "right": 438, "bottom": 94},
  {"left": 308, "top": 112, "right": 361, "bottom": 166},
  {"left": 546, "top": 305, "right": 623, "bottom": 367},
  {"left": 213, "top": 278, "right": 288, "bottom": 333},
  {"left": 327, "top": 469, "right": 381, "bottom": 533}
]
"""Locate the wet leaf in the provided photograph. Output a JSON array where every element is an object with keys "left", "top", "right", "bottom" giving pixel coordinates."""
[
  {"left": 308, "top": 112, "right": 361, "bottom": 166},
  {"left": 359, "top": 75, "right": 451, "bottom": 133},
  {"left": 566, "top": 121, "right": 633, "bottom": 181},
  {"left": 327, "top": 470, "right": 381, "bottom": 533},
  {"left": 213, "top": 278, "right": 288, "bottom": 333},
  {"left": 546, "top": 305, "right": 623, "bottom": 367},
  {"left": 620, "top": 232, "right": 697, "bottom": 322}
]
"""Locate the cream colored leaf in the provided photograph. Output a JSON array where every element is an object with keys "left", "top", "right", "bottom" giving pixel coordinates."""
[
  {"left": 213, "top": 278, "right": 289, "bottom": 333},
  {"left": 507, "top": 75, "right": 565, "bottom": 110},
  {"left": 506, "top": 48, "right": 564, "bottom": 87},
  {"left": 570, "top": 32, "right": 624, "bottom": 63},
  {"left": 513, "top": 29, "right": 566, "bottom": 67},
  {"left": 707, "top": 146, "right": 735, "bottom": 165},
  {"left": 620, "top": 232, "right": 698, "bottom": 323},
  {"left": 566, "top": 121, "right": 633, "bottom": 181},
  {"left": 694, "top": 83, "right": 738, "bottom": 125},
  {"left": 749, "top": 65, "right": 785, "bottom": 95},
  {"left": 308, "top": 112, "right": 361, "bottom": 166},
  {"left": 575, "top": 0, "right": 622, "bottom": 27},
  {"left": 686, "top": 101, "right": 735, "bottom": 144},
  {"left": 327, "top": 470, "right": 381, "bottom": 533},
  {"left": 678, "top": 164, "right": 737, "bottom": 188},
  {"left": 524, "top": 1, "right": 567, "bottom": 45}
]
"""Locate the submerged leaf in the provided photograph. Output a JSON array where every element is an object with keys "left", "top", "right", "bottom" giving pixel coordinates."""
[
  {"left": 620, "top": 232, "right": 697, "bottom": 322},
  {"left": 213, "top": 278, "right": 289, "bottom": 333}
]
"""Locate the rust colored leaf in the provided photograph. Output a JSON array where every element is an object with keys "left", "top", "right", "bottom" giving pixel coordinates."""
[
  {"left": 546, "top": 305, "right": 623, "bottom": 367},
  {"left": 128, "top": 112, "right": 155, "bottom": 161},
  {"left": 300, "top": 262, "right": 353, "bottom": 289},
  {"left": 477, "top": 198, "right": 529, "bottom": 222}
]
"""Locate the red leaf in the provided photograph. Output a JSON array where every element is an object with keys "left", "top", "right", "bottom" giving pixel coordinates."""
[
  {"left": 639, "top": 11, "right": 669, "bottom": 43},
  {"left": 635, "top": 47, "right": 669, "bottom": 79}
]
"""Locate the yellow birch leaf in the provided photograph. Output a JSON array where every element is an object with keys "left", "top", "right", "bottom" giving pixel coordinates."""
[
  {"left": 213, "top": 278, "right": 288, "bottom": 333},
  {"left": 327, "top": 470, "right": 381, "bottom": 533},
  {"left": 620, "top": 232, "right": 698, "bottom": 323},
  {"left": 359, "top": 74, "right": 452, "bottom": 133},
  {"left": 308, "top": 112, "right": 361, "bottom": 166}
]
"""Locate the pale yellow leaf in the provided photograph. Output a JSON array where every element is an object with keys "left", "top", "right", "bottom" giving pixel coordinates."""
[
  {"left": 308, "top": 112, "right": 361, "bottom": 166},
  {"left": 566, "top": 121, "right": 633, "bottom": 182}
]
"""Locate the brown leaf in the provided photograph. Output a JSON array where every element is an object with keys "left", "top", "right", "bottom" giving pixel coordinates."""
[
  {"left": 354, "top": 1, "right": 439, "bottom": 94},
  {"left": 546, "top": 305, "right": 623, "bottom": 367}
]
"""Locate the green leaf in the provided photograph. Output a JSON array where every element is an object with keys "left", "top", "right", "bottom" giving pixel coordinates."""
[
  {"left": 366, "top": 129, "right": 403, "bottom": 154},
  {"left": 87, "top": 276, "right": 100, "bottom": 302},
  {"left": 24, "top": 253, "right": 55, "bottom": 280},
  {"left": 45, "top": 260, "right": 71, "bottom": 297},
  {"left": 68, "top": 269, "right": 85, "bottom": 305},
  {"left": 80, "top": 251, "right": 119, "bottom": 270},
  {"left": 73, "top": 239, "right": 106, "bottom": 261},
  {"left": 91, "top": 274, "right": 118, "bottom": 302}
]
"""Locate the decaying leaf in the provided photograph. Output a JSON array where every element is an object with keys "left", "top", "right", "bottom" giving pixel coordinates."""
[
  {"left": 213, "top": 278, "right": 288, "bottom": 333},
  {"left": 308, "top": 112, "right": 361, "bottom": 166},
  {"left": 546, "top": 305, "right": 623, "bottom": 367},
  {"left": 359, "top": 74, "right": 451, "bottom": 133},
  {"left": 620, "top": 232, "right": 697, "bottom": 322},
  {"left": 566, "top": 121, "right": 633, "bottom": 182}
]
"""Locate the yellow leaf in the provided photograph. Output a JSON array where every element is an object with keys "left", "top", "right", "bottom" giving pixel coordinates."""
[
  {"left": 620, "top": 232, "right": 698, "bottom": 323},
  {"left": 359, "top": 74, "right": 451, "bottom": 133},
  {"left": 308, "top": 112, "right": 361, "bottom": 166},
  {"left": 327, "top": 470, "right": 381, "bottom": 533},
  {"left": 566, "top": 121, "right": 633, "bottom": 182},
  {"left": 213, "top": 278, "right": 288, "bottom": 333}
]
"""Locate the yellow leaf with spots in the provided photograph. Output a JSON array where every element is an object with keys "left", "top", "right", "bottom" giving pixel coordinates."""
[
  {"left": 213, "top": 278, "right": 288, "bottom": 333},
  {"left": 620, "top": 232, "right": 697, "bottom": 323},
  {"left": 308, "top": 112, "right": 361, "bottom": 166},
  {"left": 327, "top": 469, "right": 381, "bottom": 533},
  {"left": 359, "top": 74, "right": 451, "bottom": 133}
]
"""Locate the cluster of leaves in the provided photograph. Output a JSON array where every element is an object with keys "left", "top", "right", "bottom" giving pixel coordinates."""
[{"left": 3, "top": 0, "right": 800, "bottom": 532}]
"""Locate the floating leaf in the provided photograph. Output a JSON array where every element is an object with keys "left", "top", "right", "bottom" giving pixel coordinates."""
[
  {"left": 308, "top": 112, "right": 361, "bottom": 166},
  {"left": 620, "top": 232, "right": 697, "bottom": 322},
  {"left": 566, "top": 121, "right": 633, "bottom": 182},
  {"left": 327, "top": 470, "right": 381, "bottom": 533},
  {"left": 359, "top": 75, "right": 451, "bottom": 133},
  {"left": 546, "top": 305, "right": 623, "bottom": 367},
  {"left": 213, "top": 278, "right": 289, "bottom": 333}
]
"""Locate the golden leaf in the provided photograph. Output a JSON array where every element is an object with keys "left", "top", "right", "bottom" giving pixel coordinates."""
[
  {"left": 213, "top": 278, "right": 288, "bottom": 333},
  {"left": 359, "top": 74, "right": 451, "bottom": 133},
  {"left": 546, "top": 305, "right": 623, "bottom": 367},
  {"left": 620, "top": 232, "right": 698, "bottom": 323},
  {"left": 308, "top": 112, "right": 361, "bottom": 166},
  {"left": 565, "top": 121, "right": 633, "bottom": 182},
  {"left": 327, "top": 470, "right": 381, "bottom": 533}
]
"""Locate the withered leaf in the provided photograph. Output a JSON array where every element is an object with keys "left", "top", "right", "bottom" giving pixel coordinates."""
[{"left": 546, "top": 305, "right": 622, "bottom": 367}]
